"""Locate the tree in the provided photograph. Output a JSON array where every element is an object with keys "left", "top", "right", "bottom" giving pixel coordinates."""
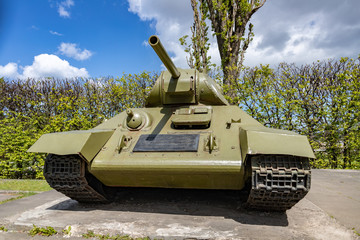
[
  {"left": 182, "top": 0, "right": 266, "bottom": 103},
  {"left": 179, "top": 0, "right": 213, "bottom": 73}
]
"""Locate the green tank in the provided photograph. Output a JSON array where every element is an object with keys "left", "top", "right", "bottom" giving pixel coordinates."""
[{"left": 28, "top": 35, "right": 314, "bottom": 211}]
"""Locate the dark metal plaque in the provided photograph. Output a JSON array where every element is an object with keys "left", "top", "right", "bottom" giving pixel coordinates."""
[{"left": 133, "top": 134, "right": 199, "bottom": 152}]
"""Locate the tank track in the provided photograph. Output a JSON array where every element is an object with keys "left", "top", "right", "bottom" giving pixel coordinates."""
[
  {"left": 246, "top": 155, "right": 311, "bottom": 211},
  {"left": 44, "top": 154, "right": 108, "bottom": 203}
]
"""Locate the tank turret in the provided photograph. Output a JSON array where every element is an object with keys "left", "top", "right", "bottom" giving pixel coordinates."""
[{"left": 146, "top": 36, "right": 229, "bottom": 107}]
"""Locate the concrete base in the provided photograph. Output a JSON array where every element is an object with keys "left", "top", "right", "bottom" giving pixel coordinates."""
[{"left": 0, "top": 169, "right": 359, "bottom": 240}]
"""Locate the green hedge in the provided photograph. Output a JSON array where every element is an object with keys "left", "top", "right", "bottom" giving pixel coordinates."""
[
  {"left": 0, "top": 58, "right": 359, "bottom": 179},
  {"left": 0, "top": 72, "right": 157, "bottom": 179},
  {"left": 225, "top": 57, "right": 360, "bottom": 169}
]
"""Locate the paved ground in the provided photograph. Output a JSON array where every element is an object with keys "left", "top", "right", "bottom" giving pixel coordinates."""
[
  {"left": 0, "top": 169, "right": 359, "bottom": 240},
  {"left": 306, "top": 169, "right": 360, "bottom": 233},
  {"left": 0, "top": 192, "right": 21, "bottom": 202}
]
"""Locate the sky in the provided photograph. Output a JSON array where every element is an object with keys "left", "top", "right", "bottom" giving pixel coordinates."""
[{"left": 0, "top": 0, "right": 359, "bottom": 79}]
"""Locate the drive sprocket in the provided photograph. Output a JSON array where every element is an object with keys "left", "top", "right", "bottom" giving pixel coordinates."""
[
  {"left": 44, "top": 154, "right": 108, "bottom": 203},
  {"left": 246, "top": 155, "right": 311, "bottom": 211}
]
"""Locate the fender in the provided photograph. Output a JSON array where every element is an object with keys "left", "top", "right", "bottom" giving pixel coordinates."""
[
  {"left": 28, "top": 129, "right": 115, "bottom": 162},
  {"left": 239, "top": 126, "right": 315, "bottom": 160}
]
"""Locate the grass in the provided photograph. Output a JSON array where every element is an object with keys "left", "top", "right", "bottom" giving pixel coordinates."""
[
  {"left": 0, "top": 179, "right": 52, "bottom": 192},
  {"left": 82, "top": 230, "right": 153, "bottom": 240},
  {"left": 0, "top": 179, "right": 52, "bottom": 205},
  {"left": 29, "top": 224, "right": 57, "bottom": 237},
  {"left": 63, "top": 226, "right": 71, "bottom": 235},
  {"left": 0, "top": 192, "right": 37, "bottom": 205},
  {"left": 352, "top": 228, "right": 360, "bottom": 236},
  {"left": 0, "top": 226, "right": 8, "bottom": 232}
]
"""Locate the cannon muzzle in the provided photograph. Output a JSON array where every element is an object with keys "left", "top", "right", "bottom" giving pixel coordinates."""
[{"left": 149, "top": 35, "right": 181, "bottom": 79}]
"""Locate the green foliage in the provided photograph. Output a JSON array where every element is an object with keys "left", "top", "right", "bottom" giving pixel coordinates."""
[
  {"left": 82, "top": 230, "right": 151, "bottom": 240},
  {"left": 179, "top": 0, "right": 213, "bottom": 72},
  {"left": 0, "top": 179, "right": 52, "bottom": 191},
  {"left": 29, "top": 224, "right": 57, "bottom": 237},
  {"left": 0, "top": 192, "right": 36, "bottom": 205},
  {"left": 63, "top": 226, "right": 71, "bottom": 235},
  {"left": 0, "top": 226, "right": 8, "bottom": 232},
  {"left": 1, "top": 58, "right": 359, "bottom": 177},
  {"left": 82, "top": 230, "right": 96, "bottom": 238},
  {"left": 220, "top": 57, "right": 360, "bottom": 169},
  {"left": 0, "top": 72, "right": 157, "bottom": 179},
  {"left": 184, "top": 0, "right": 266, "bottom": 101}
]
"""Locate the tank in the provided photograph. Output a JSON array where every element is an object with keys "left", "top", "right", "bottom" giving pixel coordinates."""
[{"left": 28, "top": 35, "right": 314, "bottom": 211}]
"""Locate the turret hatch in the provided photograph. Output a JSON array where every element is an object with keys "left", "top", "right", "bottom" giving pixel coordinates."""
[{"left": 172, "top": 106, "right": 212, "bottom": 128}]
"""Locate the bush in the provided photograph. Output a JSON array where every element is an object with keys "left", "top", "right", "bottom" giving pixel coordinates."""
[
  {"left": 1, "top": 57, "right": 359, "bottom": 178},
  {"left": 0, "top": 72, "right": 157, "bottom": 179},
  {"left": 226, "top": 57, "right": 360, "bottom": 169}
]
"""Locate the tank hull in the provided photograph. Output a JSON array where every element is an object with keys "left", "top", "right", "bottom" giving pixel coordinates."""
[
  {"left": 29, "top": 105, "right": 313, "bottom": 200},
  {"left": 90, "top": 105, "right": 313, "bottom": 191}
]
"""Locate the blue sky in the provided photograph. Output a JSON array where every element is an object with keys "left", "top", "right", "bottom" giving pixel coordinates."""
[
  {"left": 0, "top": 0, "right": 161, "bottom": 78},
  {"left": 1, "top": 0, "right": 359, "bottom": 79}
]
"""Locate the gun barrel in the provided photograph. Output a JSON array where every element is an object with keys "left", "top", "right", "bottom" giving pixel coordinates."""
[{"left": 149, "top": 35, "right": 181, "bottom": 79}]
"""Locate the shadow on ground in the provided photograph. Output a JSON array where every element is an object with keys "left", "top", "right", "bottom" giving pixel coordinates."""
[{"left": 47, "top": 188, "right": 288, "bottom": 227}]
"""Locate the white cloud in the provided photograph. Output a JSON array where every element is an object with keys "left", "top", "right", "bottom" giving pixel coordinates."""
[
  {"left": 128, "top": 0, "right": 360, "bottom": 69},
  {"left": 128, "top": 0, "right": 193, "bottom": 68},
  {"left": 142, "top": 40, "right": 149, "bottom": 47},
  {"left": 50, "top": 30, "right": 63, "bottom": 36},
  {"left": 58, "top": 42, "right": 93, "bottom": 61},
  {"left": 0, "top": 54, "right": 89, "bottom": 79},
  {"left": 245, "top": 13, "right": 329, "bottom": 66},
  {"left": 30, "top": 25, "right": 39, "bottom": 30},
  {"left": 57, "top": 0, "right": 74, "bottom": 18},
  {"left": 0, "top": 63, "right": 20, "bottom": 78}
]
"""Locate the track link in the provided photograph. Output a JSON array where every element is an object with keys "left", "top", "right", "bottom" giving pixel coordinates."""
[
  {"left": 44, "top": 154, "right": 108, "bottom": 203},
  {"left": 246, "top": 155, "right": 311, "bottom": 211}
]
